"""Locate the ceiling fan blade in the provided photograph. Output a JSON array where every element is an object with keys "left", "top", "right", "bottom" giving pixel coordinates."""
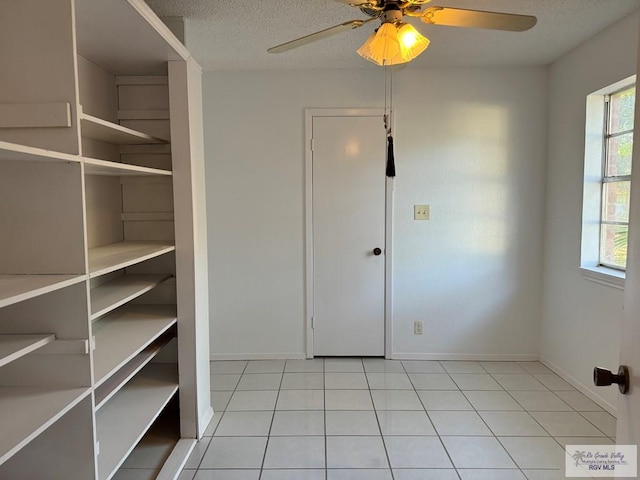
[
  {"left": 268, "top": 18, "right": 376, "bottom": 53},
  {"left": 421, "top": 7, "right": 537, "bottom": 32},
  {"left": 334, "top": 0, "right": 375, "bottom": 5}
]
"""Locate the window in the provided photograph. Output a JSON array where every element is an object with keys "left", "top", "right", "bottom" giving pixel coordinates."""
[
  {"left": 581, "top": 77, "right": 635, "bottom": 287},
  {"left": 599, "top": 86, "right": 634, "bottom": 270}
]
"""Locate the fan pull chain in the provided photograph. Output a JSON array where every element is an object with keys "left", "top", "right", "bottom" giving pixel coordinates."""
[
  {"left": 389, "top": 64, "right": 393, "bottom": 135},
  {"left": 384, "top": 63, "right": 389, "bottom": 134},
  {"left": 383, "top": 63, "right": 393, "bottom": 136},
  {"left": 384, "top": 63, "right": 396, "bottom": 178}
]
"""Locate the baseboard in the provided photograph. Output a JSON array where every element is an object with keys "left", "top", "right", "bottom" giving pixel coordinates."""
[
  {"left": 210, "top": 353, "right": 307, "bottom": 360},
  {"left": 390, "top": 353, "right": 540, "bottom": 361},
  {"left": 199, "top": 406, "right": 215, "bottom": 439},
  {"left": 539, "top": 355, "right": 617, "bottom": 416}
]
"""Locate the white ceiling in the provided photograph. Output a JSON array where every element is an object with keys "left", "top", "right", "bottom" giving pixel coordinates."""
[{"left": 144, "top": 0, "right": 639, "bottom": 71}]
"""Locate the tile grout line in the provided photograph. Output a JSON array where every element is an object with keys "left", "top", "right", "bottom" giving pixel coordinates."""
[
  {"left": 423, "top": 361, "right": 583, "bottom": 477},
  {"left": 403, "top": 360, "right": 462, "bottom": 480},
  {"left": 452, "top": 364, "right": 539, "bottom": 477},
  {"left": 363, "top": 358, "right": 396, "bottom": 480},
  {"left": 575, "top": 410, "right": 615, "bottom": 439},
  {"left": 323, "top": 358, "right": 328, "bottom": 480},
  {"left": 465, "top": 365, "right": 611, "bottom": 475},
  {"left": 196, "top": 360, "right": 250, "bottom": 472},
  {"left": 257, "top": 361, "right": 287, "bottom": 479},
  {"left": 487, "top": 372, "right": 612, "bottom": 446},
  {"left": 469, "top": 365, "right": 586, "bottom": 474}
]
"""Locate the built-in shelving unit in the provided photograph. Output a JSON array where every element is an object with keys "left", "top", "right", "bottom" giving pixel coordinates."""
[
  {"left": 88, "top": 242, "right": 176, "bottom": 278},
  {"left": 96, "top": 364, "right": 178, "bottom": 480},
  {"left": 0, "top": 335, "right": 55, "bottom": 368},
  {"left": 81, "top": 112, "right": 169, "bottom": 145},
  {"left": 0, "top": 140, "right": 81, "bottom": 164},
  {"left": 0, "top": 0, "right": 211, "bottom": 477},
  {"left": 0, "top": 387, "right": 91, "bottom": 465},
  {"left": 91, "top": 273, "right": 171, "bottom": 319},
  {"left": 84, "top": 157, "right": 172, "bottom": 177},
  {"left": 94, "top": 336, "right": 172, "bottom": 410},
  {"left": 93, "top": 305, "right": 177, "bottom": 385},
  {"left": 116, "top": 404, "right": 183, "bottom": 478},
  {"left": 0, "top": 275, "right": 87, "bottom": 309}
]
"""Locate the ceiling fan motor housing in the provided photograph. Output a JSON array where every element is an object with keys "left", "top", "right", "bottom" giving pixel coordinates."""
[
  {"left": 360, "top": 1, "right": 423, "bottom": 22},
  {"left": 359, "top": 1, "right": 423, "bottom": 17},
  {"left": 383, "top": 8, "right": 403, "bottom": 23}
]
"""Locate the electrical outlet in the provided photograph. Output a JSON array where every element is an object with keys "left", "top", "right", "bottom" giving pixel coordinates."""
[{"left": 414, "top": 320, "right": 423, "bottom": 335}]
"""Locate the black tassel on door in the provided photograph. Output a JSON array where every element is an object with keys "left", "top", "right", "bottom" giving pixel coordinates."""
[{"left": 386, "top": 135, "right": 396, "bottom": 177}]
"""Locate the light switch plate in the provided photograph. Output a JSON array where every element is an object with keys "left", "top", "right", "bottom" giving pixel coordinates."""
[{"left": 414, "top": 204, "right": 430, "bottom": 220}]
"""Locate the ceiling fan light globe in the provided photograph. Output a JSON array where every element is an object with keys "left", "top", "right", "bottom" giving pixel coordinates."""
[
  {"left": 369, "top": 22, "right": 401, "bottom": 58},
  {"left": 398, "top": 23, "right": 430, "bottom": 60},
  {"left": 356, "top": 32, "right": 379, "bottom": 62}
]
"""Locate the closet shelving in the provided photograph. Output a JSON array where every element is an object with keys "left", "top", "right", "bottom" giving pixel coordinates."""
[
  {"left": 0, "top": 140, "right": 81, "bottom": 164},
  {"left": 84, "top": 157, "right": 172, "bottom": 177},
  {"left": 96, "top": 364, "right": 179, "bottom": 479},
  {"left": 0, "top": 386, "right": 92, "bottom": 465},
  {"left": 0, "top": 274, "right": 87, "bottom": 309},
  {"left": 93, "top": 305, "right": 178, "bottom": 386},
  {"left": 80, "top": 111, "right": 169, "bottom": 145},
  {"left": 0, "top": 335, "right": 55, "bottom": 368},
  {"left": 94, "top": 335, "right": 173, "bottom": 410},
  {"left": 88, "top": 242, "right": 176, "bottom": 278},
  {"left": 0, "top": 0, "right": 211, "bottom": 478},
  {"left": 91, "top": 273, "right": 172, "bottom": 319}
]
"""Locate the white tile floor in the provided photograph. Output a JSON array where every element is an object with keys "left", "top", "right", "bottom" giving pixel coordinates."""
[{"left": 179, "top": 359, "right": 616, "bottom": 480}]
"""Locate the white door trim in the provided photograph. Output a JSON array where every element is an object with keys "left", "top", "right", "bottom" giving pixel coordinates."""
[{"left": 304, "top": 108, "right": 394, "bottom": 358}]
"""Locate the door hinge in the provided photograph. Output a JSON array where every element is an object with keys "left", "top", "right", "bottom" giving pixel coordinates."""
[
  {"left": 310, "top": 138, "right": 314, "bottom": 151},
  {"left": 311, "top": 317, "right": 315, "bottom": 329}
]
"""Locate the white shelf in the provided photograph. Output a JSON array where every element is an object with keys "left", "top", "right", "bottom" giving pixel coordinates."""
[
  {"left": 91, "top": 274, "right": 171, "bottom": 320},
  {"left": 117, "top": 411, "right": 194, "bottom": 480},
  {"left": 94, "top": 336, "right": 172, "bottom": 410},
  {"left": 0, "top": 386, "right": 91, "bottom": 465},
  {"left": 84, "top": 158, "right": 171, "bottom": 177},
  {"left": 88, "top": 242, "right": 175, "bottom": 278},
  {"left": 118, "top": 409, "right": 180, "bottom": 473},
  {"left": 0, "top": 275, "right": 87, "bottom": 309},
  {"left": 93, "top": 305, "right": 177, "bottom": 386},
  {"left": 0, "top": 334, "right": 55, "bottom": 368},
  {"left": 81, "top": 113, "right": 168, "bottom": 145},
  {"left": 96, "top": 364, "right": 178, "bottom": 480},
  {"left": 0, "top": 140, "right": 81, "bottom": 165}
]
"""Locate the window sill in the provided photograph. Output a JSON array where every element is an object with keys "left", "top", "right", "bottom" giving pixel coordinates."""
[{"left": 580, "top": 266, "right": 625, "bottom": 290}]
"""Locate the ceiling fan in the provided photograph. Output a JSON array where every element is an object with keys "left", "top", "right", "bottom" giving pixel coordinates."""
[{"left": 267, "top": 0, "right": 537, "bottom": 66}]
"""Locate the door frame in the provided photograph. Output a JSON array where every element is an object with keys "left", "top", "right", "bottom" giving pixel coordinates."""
[{"left": 304, "top": 108, "right": 394, "bottom": 358}]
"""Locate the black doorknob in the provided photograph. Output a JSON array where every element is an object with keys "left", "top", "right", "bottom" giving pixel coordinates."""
[
  {"left": 594, "top": 365, "right": 630, "bottom": 394},
  {"left": 373, "top": 248, "right": 382, "bottom": 256}
]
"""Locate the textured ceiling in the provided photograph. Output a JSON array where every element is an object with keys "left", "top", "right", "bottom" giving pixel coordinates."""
[{"left": 144, "top": 0, "right": 639, "bottom": 71}]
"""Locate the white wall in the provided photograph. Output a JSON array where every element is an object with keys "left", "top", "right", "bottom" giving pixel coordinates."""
[
  {"left": 203, "top": 66, "right": 548, "bottom": 359},
  {"left": 540, "top": 12, "right": 639, "bottom": 413}
]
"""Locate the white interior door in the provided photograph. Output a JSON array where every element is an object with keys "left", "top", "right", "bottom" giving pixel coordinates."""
[
  {"left": 616, "top": 25, "right": 640, "bottom": 453},
  {"left": 311, "top": 114, "right": 386, "bottom": 356}
]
